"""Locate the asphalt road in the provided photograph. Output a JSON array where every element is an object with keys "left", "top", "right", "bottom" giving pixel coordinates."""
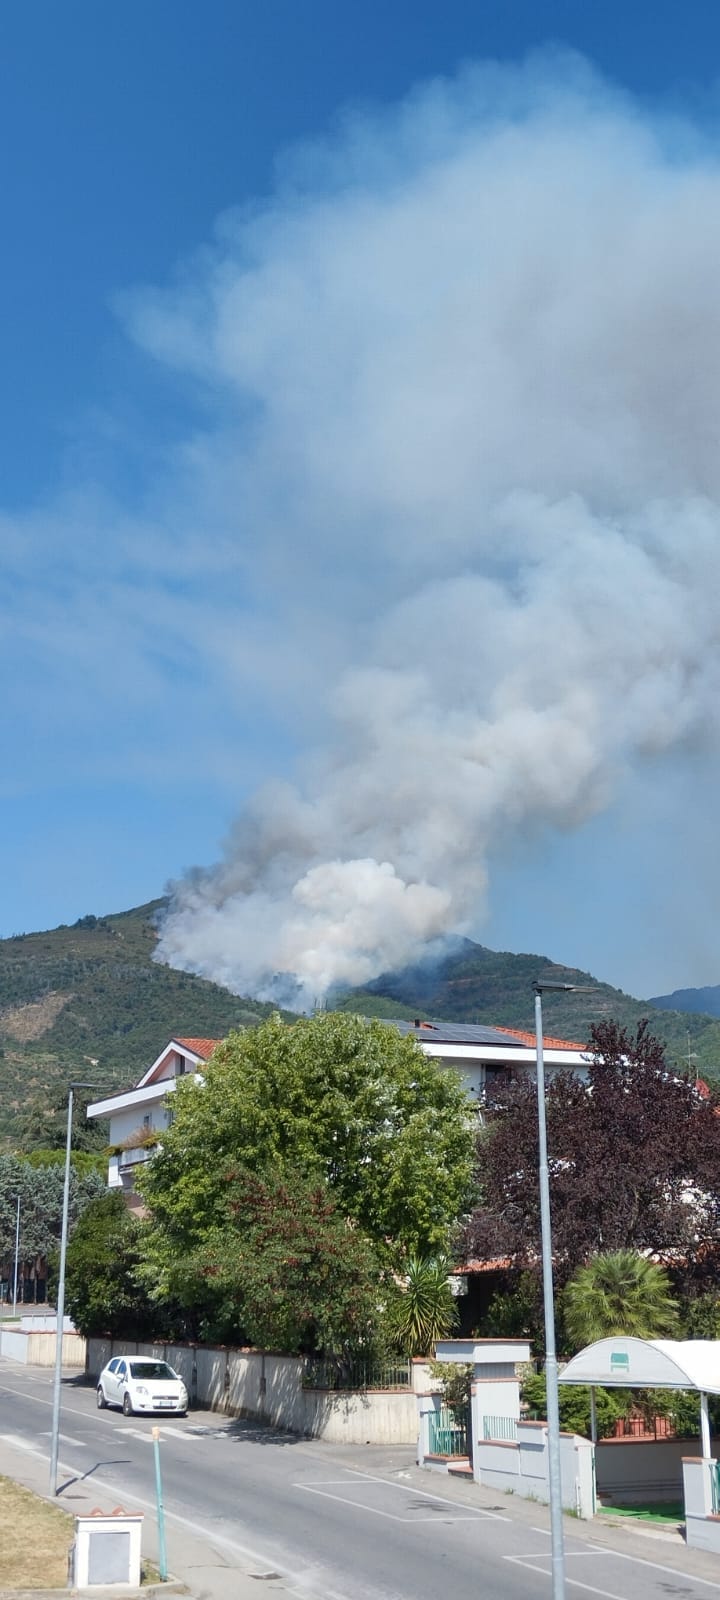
[{"left": 2, "top": 1361, "right": 720, "bottom": 1600}]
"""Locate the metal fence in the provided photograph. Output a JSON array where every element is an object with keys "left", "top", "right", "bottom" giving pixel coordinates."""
[
  {"left": 482, "top": 1414, "right": 518, "bottom": 1441},
  {"left": 429, "top": 1405, "right": 469, "bottom": 1457},
  {"left": 303, "top": 1356, "right": 413, "bottom": 1391}
]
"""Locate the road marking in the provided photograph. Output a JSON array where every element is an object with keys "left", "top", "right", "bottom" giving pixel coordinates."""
[
  {"left": 510, "top": 1552, "right": 611, "bottom": 1561},
  {"left": 51, "top": 1468, "right": 353, "bottom": 1600},
  {"left": 506, "top": 1555, "right": 630, "bottom": 1599},
  {"left": 338, "top": 1465, "right": 511, "bottom": 1521},
  {"left": 294, "top": 1483, "right": 477, "bottom": 1523},
  {"left": 38, "top": 1431, "right": 86, "bottom": 1447},
  {"left": 596, "top": 1545, "right": 720, "bottom": 1591}
]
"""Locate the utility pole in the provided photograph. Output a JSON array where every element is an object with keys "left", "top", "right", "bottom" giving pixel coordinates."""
[
  {"left": 49, "top": 1081, "right": 113, "bottom": 1495},
  {"left": 12, "top": 1196, "right": 20, "bottom": 1315}
]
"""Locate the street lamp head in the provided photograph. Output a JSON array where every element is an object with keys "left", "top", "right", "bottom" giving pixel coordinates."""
[{"left": 533, "top": 980, "right": 599, "bottom": 994}]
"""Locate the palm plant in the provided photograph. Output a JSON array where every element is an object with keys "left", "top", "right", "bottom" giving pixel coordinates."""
[
  {"left": 563, "top": 1250, "right": 679, "bottom": 1351},
  {"left": 387, "top": 1255, "right": 459, "bottom": 1356}
]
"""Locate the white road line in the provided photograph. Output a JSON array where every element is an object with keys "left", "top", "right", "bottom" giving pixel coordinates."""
[
  {"left": 294, "top": 1483, "right": 476, "bottom": 1523},
  {"left": 506, "top": 1555, "right": 630, "bottom": 1600},
  {"left": 511, "top": 1552, "right": 611, "bottom": 1561},
  {"left": 38, "top": 1431, "right": 86, "bottom": 1447},
  {"left": 339, "top": 1465, "right": 511, "bottom": 1521},
  {"left": 598, "top": 1545, "right": 720, "bottom": 1591}
]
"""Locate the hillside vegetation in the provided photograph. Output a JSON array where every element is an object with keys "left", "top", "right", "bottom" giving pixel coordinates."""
[
  {"left": 650, "top": 983, "right": 720, "bottom": 1019},
  {"left": 2, "top": 901, "right": 719, "bottom": 1145},
  {"left": 339, "top": 938, "right": 720, "bottom": 1079},
  {"left": 0, "top": 900, "right": 288, "bottom": 1142}
]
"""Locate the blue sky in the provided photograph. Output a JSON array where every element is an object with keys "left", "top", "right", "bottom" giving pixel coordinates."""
[{"left": 4, "top": 1, "right": 720, "bottom": 1000}]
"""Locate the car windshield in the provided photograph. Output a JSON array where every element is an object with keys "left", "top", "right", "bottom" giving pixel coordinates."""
[{"left": 129, "top": 1361, "right": 177, "bottom": 1380}]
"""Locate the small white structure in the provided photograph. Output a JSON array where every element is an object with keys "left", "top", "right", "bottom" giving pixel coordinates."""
[
  {"left": 559, "top": 1337, "right": 720, "bottom": 1545},
  {"left": 71, "top": 1511, "right": 144, "bottom": 1588}
]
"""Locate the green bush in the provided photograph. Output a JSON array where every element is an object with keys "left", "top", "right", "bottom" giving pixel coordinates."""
[{"left": 521, "top": 1371, "right": 627, "bottom": 1439}]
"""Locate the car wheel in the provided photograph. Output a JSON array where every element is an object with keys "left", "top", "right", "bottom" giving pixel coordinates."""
[
  {"left": 97, "top": 1386, "right": 107, "bottom": 1409},
  {"left": 122, "top": 1391, "right": 133, "bottom": 1417}
]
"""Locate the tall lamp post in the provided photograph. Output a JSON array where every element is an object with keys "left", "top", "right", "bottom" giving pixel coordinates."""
[
  {"left": 12, "top": 1195, "right": 20, "bottom": 1316},
  {"left": 50, "top": 1081, "right": 112, "bottom": 1496},
  {"left": 533, "top": 981, "right": 595, "bottom": 1600}
]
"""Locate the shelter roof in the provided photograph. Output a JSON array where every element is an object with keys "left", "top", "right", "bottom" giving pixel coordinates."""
[{"left": 558, "top": 1337, "right": 720, "bottom": 1394}]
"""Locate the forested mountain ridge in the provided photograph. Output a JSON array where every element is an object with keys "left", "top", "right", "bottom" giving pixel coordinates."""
[
  {"left": 0, "top": 900, "right": 287, "bottom": 1141},
  {"left": 2, "top": 899, "right": 718, "bottom": 1145},
  {"left": 650, "top": 983, "right": 720, "bottom": 1020},
  {"left": 340, "top": 938, "right": 720, "bottom": 1078}
]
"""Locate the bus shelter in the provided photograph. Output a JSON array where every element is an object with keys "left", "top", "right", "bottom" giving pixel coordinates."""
[{"left": 558, "top": 1337, "right": 720, "bottom": 1455}]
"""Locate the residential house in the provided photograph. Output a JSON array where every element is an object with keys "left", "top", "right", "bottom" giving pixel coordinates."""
[
  {"left": 87, "top": 1037, "right": 220, "bottom": 1205},
  {"left": 385, "top": 1018, "right": 588, "bottom": 1105}
]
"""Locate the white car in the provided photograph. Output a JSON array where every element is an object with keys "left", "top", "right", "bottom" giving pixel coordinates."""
[{"left": 97, "top": 1356, "right": 188, "bottom": 1417}]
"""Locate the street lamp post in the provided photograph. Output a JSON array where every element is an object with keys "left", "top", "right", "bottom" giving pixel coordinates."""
[
  {"left": 533, "top": 981, "right": 596, "bottom": 1600},
  {"left": 49, "top": 1082, "right": 111, "bottom": 1496},
  {"left": 12, "top": 1195, "right": 20, "bottom": 1316}
]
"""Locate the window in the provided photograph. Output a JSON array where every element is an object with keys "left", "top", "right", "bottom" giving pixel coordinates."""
[
  {"left": 143, "top": 1114, "right": 152, "bottom": 1130},
  {"left": 176, "top": 1055, "right": 186, "bottom": 1075}
]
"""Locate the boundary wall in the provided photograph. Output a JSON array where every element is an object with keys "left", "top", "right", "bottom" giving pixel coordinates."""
[
  {"left": 0, "top": 1326, "right": 86, "bottom": 1367},
  {"left": 86, "top": 1338, "right": 426, "bottom": 1445}
]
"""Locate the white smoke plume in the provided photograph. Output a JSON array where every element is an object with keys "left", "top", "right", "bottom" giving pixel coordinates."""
[{"left": 150, "top": 52, "right": 720, "bottom": 1007}]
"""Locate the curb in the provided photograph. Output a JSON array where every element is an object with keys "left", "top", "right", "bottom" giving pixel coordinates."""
[{"left": 0, "top": 1584, "right": 187, "bottom": 1599}]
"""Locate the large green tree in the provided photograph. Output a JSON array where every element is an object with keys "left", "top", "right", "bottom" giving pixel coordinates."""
[
  {"left": 140, "top": 1012, "right": 475, "bottom": 1262},
  {"left": 0, "top": 1154, "right": 105, "bottom": 1292},
  {"left": 64, "top": 1190, "right": 156, "bottom": 1338},
  {"left": 141, "top": 1168, "right": 382, "bottom": 1352}
]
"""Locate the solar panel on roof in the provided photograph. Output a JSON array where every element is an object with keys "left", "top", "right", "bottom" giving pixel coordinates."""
[{"left": 382, "top": 1019, "right": 528, "bottom": 1048}]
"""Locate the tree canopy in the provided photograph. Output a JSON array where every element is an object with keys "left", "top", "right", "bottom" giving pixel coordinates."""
[
  {"left": 563, "top": 1251, "right": 679, "bottom": 1349},
  {"left": 141, "top": 1011, "right": 475, "bottom": 1263},
  {"left": 464, "top": 1020, "right": 720, "bottom": 1286},
  {"left": 140, "top": 1168, "right": 382, "bottom": 1352},
  {"left": 64, "top": 1190, "right": 156, "bottom": 1338},
  {"left": 0, "top": 1154, "right": 105, "bottom": 1276}
]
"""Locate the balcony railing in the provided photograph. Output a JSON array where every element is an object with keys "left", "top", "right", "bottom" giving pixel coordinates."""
[{"left": 118, "top": 1144, "right": 155, "bottom": 1170}]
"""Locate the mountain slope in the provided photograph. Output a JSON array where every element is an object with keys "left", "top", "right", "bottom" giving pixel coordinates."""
[
  {"left": 339, "top": 938, "right": 720, "bottom": 1077},
  {"left": 0, "top": 900, "right": 291, "bottom": 1140},
  {"left": 649, "top": 984, "right": 720, "bottom": 1019},
  {"left": 3, "top": 900, "right": 719, "bottom": 1145}
]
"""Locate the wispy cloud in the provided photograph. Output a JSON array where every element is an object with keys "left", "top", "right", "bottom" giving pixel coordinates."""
[{"left": 6, "top": 51, "right": 720, "bottom": 996}]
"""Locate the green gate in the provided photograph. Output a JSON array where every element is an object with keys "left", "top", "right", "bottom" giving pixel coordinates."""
[{"left": 428, "top": 1405, "right": 469, "bottom": 1457}]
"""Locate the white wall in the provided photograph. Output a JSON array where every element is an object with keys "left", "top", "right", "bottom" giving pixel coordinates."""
[
  {"left": 596, "top": 1435, "right": 718, "bottom": 1506},
  {"left": 85, "top": 1338, "right": 419, "bottom": 1445},
  {"left": 0, "top": 1328, "right": 86, "bottom": 1367},
  {"left": 472, "top": 1420, "right": 595, "bottom": 1518},
  {"left": 108, "top": 1102, "right": 171, "bottom": 1147}
]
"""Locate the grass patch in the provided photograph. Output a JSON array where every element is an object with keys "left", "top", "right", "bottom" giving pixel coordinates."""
[
  {"left": 0, "top": 1476, "right": 73, "bottom": 1588},
  {"left": 598, "top": 1500, "right": 684, "bottom": 1524}
]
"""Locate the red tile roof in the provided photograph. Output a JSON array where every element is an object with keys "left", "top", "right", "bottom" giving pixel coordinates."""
[
  {"left": 494, "top": 1026, "right": 586, "bottom": 1051},
  {"left": 174, "top": 1037, "right": 222, "bottom": 1060}
]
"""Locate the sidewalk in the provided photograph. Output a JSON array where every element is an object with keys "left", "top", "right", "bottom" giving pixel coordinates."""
[{"left": 0, "top": 1432, "right": 296, "bottom": 1600}]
